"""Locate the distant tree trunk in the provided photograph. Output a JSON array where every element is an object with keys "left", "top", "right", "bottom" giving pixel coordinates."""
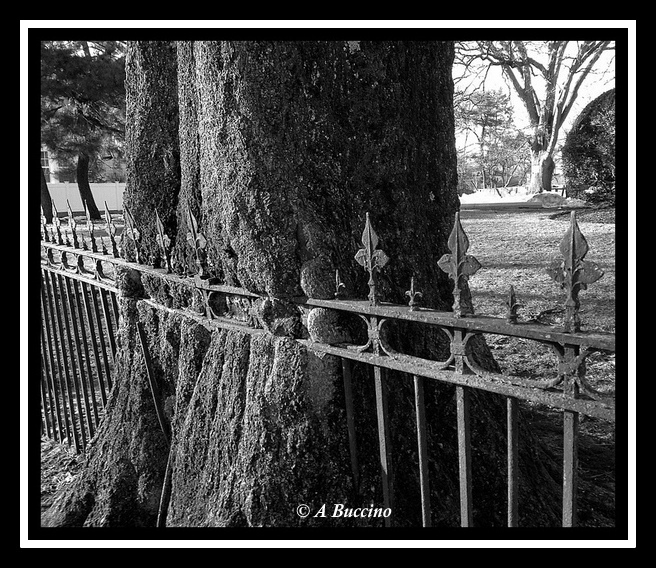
[
  {"left": 40, "top": 166, "right": 53, "bottom": 223},
  {"left": 76, "top": 152, "right": 101, "bottom": 219},
  {"left": 528, "top": 149, "right": 555, "bottom": 194},
  {"left": 43, "top": 40, "right": 561, "bottom": 529}
]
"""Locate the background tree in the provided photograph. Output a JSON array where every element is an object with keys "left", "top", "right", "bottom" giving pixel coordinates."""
[
  {"left": 562, "top": 89, "right": 616, "bottom": 205},
  {"left": 455, "top": 88, "right": 529, "bottom": 193},
  {"left": 41, "top": 41, "right": 126, "bottom": 218},
  {"left": 455, "top": 40, "right": 615, "bottom": 193}
]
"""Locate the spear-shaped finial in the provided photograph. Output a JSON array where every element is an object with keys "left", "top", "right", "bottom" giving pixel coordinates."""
[
  {"left": 123, "top": 204, "right": 141, "bottom": 264},
  {"left": 505, "top": 285, "right": 522, "bottom": 324},
  {"left": 41, "top": 207, "right": 49, "bottom": 242},
  {"left": 334, "top": 269, "right": 346, "bottom": 300},
  {"left": 84, "top": 201, "right": 98, "bottom": 253},
  {"left": 52, "top": 202, "right": 63, "bottom": 245},
  {"left": 155, "top": 209, "right": 172, "bottom": 273},
  {"left": 67, "top": 200, "right": 79, "bottom": 248},
  {"left": 104, "top": 202, "right": 119, "bottom": 258},
  {"left": 186, "top": 206, "right": 208, "bottom": 278}
]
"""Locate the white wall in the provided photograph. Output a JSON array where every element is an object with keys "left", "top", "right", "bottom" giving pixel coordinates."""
[{"left": 48, "top": 182, "right": 125, "bottom": 213}]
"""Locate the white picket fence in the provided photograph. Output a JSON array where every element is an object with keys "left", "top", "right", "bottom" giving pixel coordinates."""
[{"left": 48, "top": 182, "right": 125, "bottom": 213}]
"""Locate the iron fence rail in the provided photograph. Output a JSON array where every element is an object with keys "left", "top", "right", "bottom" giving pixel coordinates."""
[{"left": 39, "top": 204, "right": 616, "bottom": 527}]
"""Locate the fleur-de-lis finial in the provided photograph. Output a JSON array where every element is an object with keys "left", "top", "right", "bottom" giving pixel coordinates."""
[
  {"left": 104, "top": 202, "right": 119, "bottom": 258},
  {"left": 505, "top": 284, "right": 522, "bottom": 324},
  {"left": 546, "top": 211, "right": 604, "bottom": 332},
  {"left": 335, "top": 269, "right": 346, "bottom": 299},
  {"left": 186, "top": 206, "right": 208, "bottom": 278},
  {"left": 67, "top": 201, "right": 79, "bottom": 248},
  {"left": 437, "top": 212, "right": 481, "bottom": 317},
  {"left": 155, "top": 209, "right": 172, "bottom": 273},
  {"left": 405, "top": 275, "right": 423, "bottom": 311},
  {"left": 123, "top": 204, "right": 141, "bottom": 263},
  {"left": 355, "top": 212, "right": 389, "bottom": 306}
]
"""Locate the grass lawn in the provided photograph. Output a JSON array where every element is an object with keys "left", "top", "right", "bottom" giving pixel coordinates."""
[{"left": 459, "top": 203, "right": 618, "bottom": 527}]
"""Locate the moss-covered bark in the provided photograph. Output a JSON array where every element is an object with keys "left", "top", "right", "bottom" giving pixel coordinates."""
[{"left": 122, "top": 41, "right": 181, "bottom": 266}]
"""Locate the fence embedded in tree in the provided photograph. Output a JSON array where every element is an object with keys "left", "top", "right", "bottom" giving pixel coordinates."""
[{"left": 40, "top": 204, "right": 614, "bottom": 527}]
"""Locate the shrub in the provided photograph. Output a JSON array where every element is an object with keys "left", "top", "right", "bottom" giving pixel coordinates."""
[{"left": 562, "top": 89, "right": 615, "bottom": 206}]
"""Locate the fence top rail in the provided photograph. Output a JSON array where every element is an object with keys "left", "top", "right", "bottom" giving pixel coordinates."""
[
  {"left": 302, "top": 297, "right": 616, "bottom": 352},
  {"left": 40, "top": 238, "right": 615, "bottom": 353}
]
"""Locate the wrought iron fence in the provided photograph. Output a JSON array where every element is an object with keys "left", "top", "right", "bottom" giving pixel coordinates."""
[{"left": 40, "top": 200, "right": 615, "bottom": 528}]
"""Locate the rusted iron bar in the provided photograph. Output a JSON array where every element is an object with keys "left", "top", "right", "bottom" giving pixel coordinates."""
[
  {"left": 90, "top": 285, "right": 114, "bottom": 391},
  {"left": 413, "top": 374, "right": 431, "bottom": 527},
  {"left": 40, "top": 278, "right": 65, "bottom": 442},
  {"left": 71, "top": 279, "right": 101, "bottom": 429},
  {"left": 99, "top": 288, "right": 118, "bottom": 358},
  {"left": 136, "top": 322, "right": 170, "bottom": 445},
  {"left": 40, "top": 240, "right": 615, "bottom": 353},
  {"left": 59, "top": 273, "right": 91, "bottom": 448},
  {"left": 456, "top": 385, "right": 473, "bottom": 527},
  {"left": 304, "top": 298, "right": 615, "bottom": 353},
  {"left": 110, "top": 290, "right": 120, "bottom": 325},
  {"left": 300, "top": 340, "right": 614, "bottom": 422},
  {"left": 40, "top": 314, "right": 60, "bottom": 441},
  {"left": 80, "top": 281, "right": 109, "bottom": 408},
  {"left": 562, "top": 346, "right": 580, "bottom": 527},
  {"left": 373, "top": 366, "right": 393, "bottom": 527},
  {"left": 42, "top": 270, "right": 71, "bottom": 445},
  {"left": 507, "top": 396, "right": 519, "bottom": 527},
  {"left": 45, "top": 271, "right": 81, "bottom": 452},
  {"left": 40, "top": 352, "right": 53, "bottom": 439},
  {"left": 341, "top": 358, "right": 360, "bottom": 495}
]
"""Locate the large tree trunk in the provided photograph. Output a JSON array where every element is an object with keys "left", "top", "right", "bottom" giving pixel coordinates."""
[
  {"left": 76, "top": 152, "right": 101, "bottom": 219},
  {"left": 40, "top": 166, "right": 53, "bottom": 223},
  {"left": 42, "top": 40, "right": 561, "bottom": 529}
]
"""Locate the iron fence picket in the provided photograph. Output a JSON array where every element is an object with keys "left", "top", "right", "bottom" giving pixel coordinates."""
[
  {"left": 80, "top": 280, "right": 109, "bottom": 409},
  {"left": 455, "top": 385, "right": 473, "bottom": 527},
  {"left": 413, "top": 374, "right": 431, "bottom": 527},
  {"left": 71, "top": 278, "right": 100, "bottom": 430},
  {"left": 44, "top": 270, "right": 81, "bottom": 452},
  {"left": 90, "top": 284, "right": 114, "bottom": 391},
  {"left": 40, "top": 288, "right": 64, "bottom": 443},
  {"left": 59, "top": 272, "right": 90, "bottom": 449},
  {"left": 341, "top": 358, "right": 360, "bottom": 496},
  {"left": 506, "top": 396, "right": 519, "bottom": 527}
]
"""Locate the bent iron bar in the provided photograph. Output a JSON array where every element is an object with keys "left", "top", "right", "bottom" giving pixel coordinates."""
[{"left": 40, "top": 207, "right": 614, "bottom": 528}]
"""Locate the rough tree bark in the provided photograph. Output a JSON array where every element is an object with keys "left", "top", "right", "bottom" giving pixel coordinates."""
[{"left": 42, "top": 40, "right": 561, "bottom": 529}]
